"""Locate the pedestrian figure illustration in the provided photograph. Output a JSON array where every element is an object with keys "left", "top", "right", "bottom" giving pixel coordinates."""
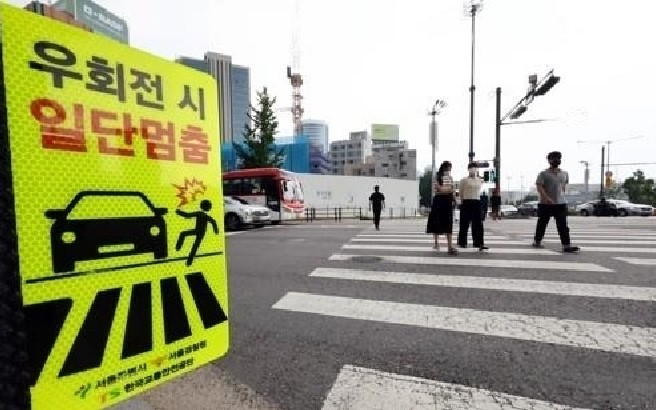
[
  {"left": 369, "top": 185, "right": 386, "bottom": 230},
  {"left": 533, "top": 151, "right": 580, "bottom": 253},
  {"left": 458, "top": 163, "right": 488, "bottom": 251},
  {"left": 176, "top": 199, "right": 219, "bottom": 266},
  {"left": 426, "top": 161, "right": 458, "bottom": 255}
]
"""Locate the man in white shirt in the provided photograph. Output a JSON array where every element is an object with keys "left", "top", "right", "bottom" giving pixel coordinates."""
[{"left": 458, "top": 163, "right": 488, "bottom": 251}]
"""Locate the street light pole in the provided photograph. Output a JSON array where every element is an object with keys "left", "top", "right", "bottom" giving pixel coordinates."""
[
  {"left": 429, "top": 100, "right": 447, "bottom": 196},
  {"left": 465, "top": 0, "right": 483, "bottom": 164}
]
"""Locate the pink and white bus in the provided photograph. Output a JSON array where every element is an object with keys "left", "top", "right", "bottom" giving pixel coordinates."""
[{"left": 222, "top": 168, "right": 305, "bottom": 223}]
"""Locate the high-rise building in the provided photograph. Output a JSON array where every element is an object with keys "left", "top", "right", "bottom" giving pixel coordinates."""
[
  {"left": 51, "top": 0, "right": 129, "bottom": 43},
  {"left": 178, "top": 53, "right": 251, "bottom": 146},
  {"left": 231, "top": 65, "right": 251, "bottom": 145},
  {"left": 371, "top": 141, "right": 417, "bottom": 180},
  {"left": 329, "top": 131, "right": 372, "bottom": 175},
  {"left": 205, "top": 52, "right": 233, "bottom": 146},
  {"left": 301, "top": 120, "right": 329, "bottom": 154},
  {"left": 25, "top": 1, "right": 92, "bottom": 32}
]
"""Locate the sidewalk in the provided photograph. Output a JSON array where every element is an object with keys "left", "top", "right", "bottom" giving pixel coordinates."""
[{"left": 112, "top": 365, "right": 279, "bottom": 410}]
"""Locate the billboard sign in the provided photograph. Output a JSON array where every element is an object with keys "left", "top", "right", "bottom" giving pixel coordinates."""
[
  {"left": 55, "top": 0, "right": 129, "bottom": 44},
  {"left": 371, "top": 123, "right": 399, "bottom": 141},
  {"left": 0, "top": 5, "right": 228, "bottom": 409}
]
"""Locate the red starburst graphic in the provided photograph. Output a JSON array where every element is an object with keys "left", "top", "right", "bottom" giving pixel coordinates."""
[{"left": 174, "top": 178, "right": 208, "bottom": 207}]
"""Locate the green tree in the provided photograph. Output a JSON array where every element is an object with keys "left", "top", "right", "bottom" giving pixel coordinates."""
[
  {"left": 234, "top": 87, "right": 285, "bottom": 168},
  {"left": 622, "top": 169, "right": 656, "bottom": 205},
  {"left": 419, "top": 169, "right": 432, "bottom": 207}
]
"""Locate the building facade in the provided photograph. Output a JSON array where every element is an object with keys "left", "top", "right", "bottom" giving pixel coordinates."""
[
  {"left": 301, "top": 120, "right": 329, "bottom": 154},
  {"left": 205, "top": 52, "right": 233, "bottom": 146},
  {"left": 178, "top": 53, "right": 251, "bottom": 146},
  {"left": 329, "top": 131, "right": 372, "bottom": 175},
  {"left": 52, "top": 0, "right": 129, "bottom": 43},
  {"left": 231, "top": 65, "right": 251, "bottom": 145}
]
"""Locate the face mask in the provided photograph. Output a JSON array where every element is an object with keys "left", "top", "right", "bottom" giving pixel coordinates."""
[{"left": 551, "top": 159, "right": 561, "bottom": 167}]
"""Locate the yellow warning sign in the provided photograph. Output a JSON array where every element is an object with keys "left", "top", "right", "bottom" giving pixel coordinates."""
[{"left": 0, "top": 4, "right": 229, "bottom": 409}]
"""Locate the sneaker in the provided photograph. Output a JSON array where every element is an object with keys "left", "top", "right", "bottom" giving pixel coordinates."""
[
  {"left": 532, "top": 242, "right": 544, "bottom": 249},
  {"left": 479, "top": 246, "right": 489, "bottom": 251},
  {"left": 563, "top": 246, "right": 580, "bottom": 253},
  {"left": 448, "top": 248, "right": 459, "bottom": 255}
]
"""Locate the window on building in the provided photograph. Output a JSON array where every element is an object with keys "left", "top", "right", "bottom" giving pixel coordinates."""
[{"left": 381, "top": 163, "right": 389, "bottom": 168}]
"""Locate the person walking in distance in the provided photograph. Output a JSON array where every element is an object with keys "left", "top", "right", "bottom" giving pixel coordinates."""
[
  {"left": 480, "top": 191, "right": 489, "bottom": 221},
  {"left": 490, "top": 188, "right": 501, "bottom": 220},
  {"left": 426, "top": 161, "right": 458, "bottom": 255},
  {"left": 533, "top": 151, "right": 580, "bottom": 253},
  {"left": 369, "top": 185, "right": 385, "bottom": 230},
  {"left": 458, "top": 163, "right": 488, "bottom": 251}
]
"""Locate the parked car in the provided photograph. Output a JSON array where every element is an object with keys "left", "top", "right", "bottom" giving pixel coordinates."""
[
  {"left": 224, "top": 197, "right": 272, "bottom": 231},
  {"left": 577, "top": 199, "right": 653, "bottom": 217},
  {"left": 500, "top": 204, "right": 518, "bottom": 218},
  {"left": 517, "top": 201, "right": 539, "bottom": 216}
]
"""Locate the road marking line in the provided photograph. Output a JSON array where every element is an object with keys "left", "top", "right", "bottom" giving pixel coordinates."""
[
  {"left": 328, "top": 254, "right": 613, "bottom": 272},
  {"left": 273, "top": 293, "right": 655, "bottom": 357},
  {"left": 343, "top": 244, "right": 557, "bottom": 255},
  {"left": 575, "top": 247, "right": 656, "bottom": 254},
  {"left": 351, "top": 238, "right": 527, "bottom": 245},
  {"left": 543, "top": 239, "right": 656, "bottom": 245},
  {"left": 357, "top": 234, "right": 509, "bottom": 240},
  {"left": 614, "top": 257, "right": 656, "bottom": 266},
  {"left": 522, "top": 234, "right": 656, "bottom": 240},
  {"left": 310, "top": 268, "right": 656, "bottom": 301},
  {"left": 321, "top": 365, "right": 591, "bottom": 410}
]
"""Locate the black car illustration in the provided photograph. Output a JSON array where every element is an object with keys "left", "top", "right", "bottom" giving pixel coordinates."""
[{"left": 45, "top": 191, "right": 168, "bottom": 273}]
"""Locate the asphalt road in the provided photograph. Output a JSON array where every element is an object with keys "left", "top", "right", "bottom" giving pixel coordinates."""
[{"left": 203, "top": 216, "right": 655, "bottom": 409}]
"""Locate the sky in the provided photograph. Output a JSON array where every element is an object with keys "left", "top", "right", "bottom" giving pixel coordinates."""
[{"left": 10, "top": 0, "right": 656, "bottom": 190}]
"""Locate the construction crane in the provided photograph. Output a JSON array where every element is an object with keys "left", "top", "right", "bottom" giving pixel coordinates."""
[{"left": 286, "top": 0, "right": 304, "bottom": 139}]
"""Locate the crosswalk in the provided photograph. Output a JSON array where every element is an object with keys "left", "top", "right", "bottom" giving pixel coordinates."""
[{"left": 271, "top": 220, "right": 656, "bottom": 409}]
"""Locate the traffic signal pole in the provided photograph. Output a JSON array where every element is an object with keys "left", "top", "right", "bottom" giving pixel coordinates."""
[{"left": 494, "top": 70, "right": 559, "bottom": 196}]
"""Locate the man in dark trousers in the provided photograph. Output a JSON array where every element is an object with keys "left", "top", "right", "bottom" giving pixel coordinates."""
[
  {"left": 458, "top": 163, "right": 488, "bottom": 251},
  {"left": 533, "top": 151, "right": 580, "bottom": 253},
  {"left": 369, "top": 185, "right": 385, "bottom": 230}
]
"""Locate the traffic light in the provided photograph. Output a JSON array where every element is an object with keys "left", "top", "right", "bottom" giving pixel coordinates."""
[
  {"left": 509, "top": 105, "right": 527, "bottom": 120},
  {"left": 533, "top": 75, "right": 560, "bottom": 96},
  {"left": 483, "top": 170, "right": 496, "bottom": 182},
  {"left": 605, "top": 176, "right": 613, "bottom": 189}
]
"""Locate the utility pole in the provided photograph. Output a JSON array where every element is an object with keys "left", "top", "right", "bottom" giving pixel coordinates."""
[
  {"left": 429, "top": 100, "right": 447, "bottom": 194},
  {"left": 600, "top": 146, "right": 605, "bottom": 199},
  {"left": 465, "top": 0, "right": 483, "bottom": 164},
  {"left": 494, "top": 87, "right": 501, "bottom": 193}
]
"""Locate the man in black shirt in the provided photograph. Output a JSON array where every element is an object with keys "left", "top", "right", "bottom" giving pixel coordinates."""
[{"left": 369, "top": 185, "right": 386, "bottom": 230}]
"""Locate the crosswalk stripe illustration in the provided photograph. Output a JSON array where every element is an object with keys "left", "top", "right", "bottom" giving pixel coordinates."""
[
  {"left": 614, "top": 257, "right": 656, "bottom": 266},
  {"left": 122, "top": 282, "right": 153, "bottom": 359},
  {"left": 273, "top": 292, "right": 656, "bottom": 357},
  {"left": 24, "top": 298, "right": 73, "bottom": 385},
  {"left": 60, "top": 288, "right": 122, "bottom": 377},
  {"left": 322, "top": 365, "right": 590, "bottom": 410},
  {"left": 310, "top": 268, "right": 656, "bottom": 301},
  {"left": 343, "top": 244, "right": 558, "bottom": 255},
  {"left": 185, "top": 272, "right": 228, "bottom": 328},
  {"left": 161, "top": 277, "right": 193, "bottom": 344},
  {"left": 329, "top": 253, "right": 613, "bottom": 272}
]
